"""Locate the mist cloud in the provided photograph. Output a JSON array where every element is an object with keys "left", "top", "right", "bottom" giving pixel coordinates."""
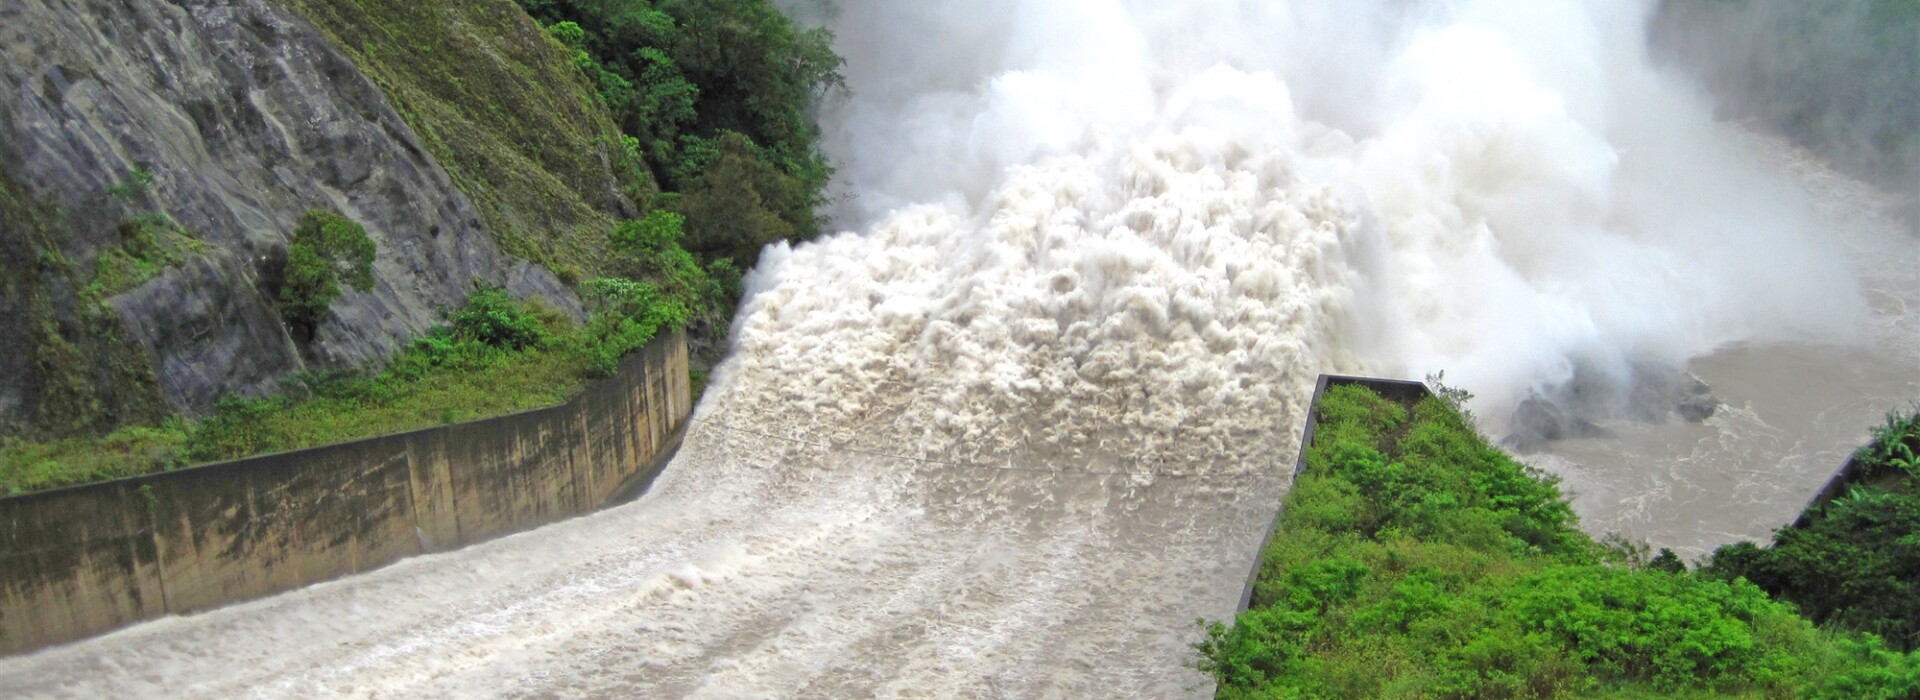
[{"left": 761, "top": 0, "right": 1871, "bottom": 436}]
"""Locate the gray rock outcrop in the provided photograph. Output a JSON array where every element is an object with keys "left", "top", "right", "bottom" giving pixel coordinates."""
[{"left": 0, "top": 0, "right": 581, "bottom": 434}]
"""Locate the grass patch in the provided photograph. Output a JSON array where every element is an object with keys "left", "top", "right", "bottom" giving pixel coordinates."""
[
  {"left": 1200, "top": 384, "right": 1920, "bottom": 699},
  {"left": 79, "top": 213, "right": 201, "bottom": 303},
  {"left": 0, "top": 423, "right": 188, "bottom": 496},
  {"left": 0, "top": 276, "right": 692, "bottom": 495},
  {"left": 179, "top": 341, "right": 588, "bottom": 464}
]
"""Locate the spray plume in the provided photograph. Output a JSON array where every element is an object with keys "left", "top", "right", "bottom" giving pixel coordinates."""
[{"left": 748, "top": 0, "right": 1867, "bottom": 445}]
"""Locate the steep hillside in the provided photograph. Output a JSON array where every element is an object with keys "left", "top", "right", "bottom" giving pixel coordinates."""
[
  {"left": 271, "top": 0, "right": 646, "bottom": 277},
  {"left": 0, "top": 0, "right": 631, "bottom": 439}
]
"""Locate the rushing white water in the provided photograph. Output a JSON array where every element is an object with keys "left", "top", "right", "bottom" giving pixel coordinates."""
[{"left": 2, "top": 0, "right": 1913, "bottom": 697}]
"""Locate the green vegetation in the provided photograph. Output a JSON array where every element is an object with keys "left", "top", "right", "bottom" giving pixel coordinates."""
[
  {"left": 1654, "top": 0, "right": 1920, "bottom": 187},
  {"left": 178, "top": 288, "right": 587, "bottom": 464},
  {"left": 0, "top": 214, "right": 709, "bottom": 495},
  {"left": 273, "top": 0, "right": 841, "bottom": 280},
  {"left": 517, "top": 0, "right": 842, "bottom": 270},
  {"left": 1, "top": 0, "right": 834, "bottom": 487},
  {"left": 274, "top": 0, "right": 833, "bottom": 342},
  {"left": 0, "top": 423, "right": 190, "bottom": 496},
  {"left": 1200, "top": 384, "right": 1920, "bottom": 699},
  {"left": 80, "top": 214, "right": 202, "bottom": 303},
  {"left": 1705, "top": 406, "right": 1920, "bottom": 652},
  {"left": 105, "top": 166, "right": 155, "bottom": 201},
  {"left": 0, "top": 170, "right": 168, "bottom": 440},
  {"left": 277, "top": 210, "right": 377, "bottom": 337},
  {"left": 272, "top": 0, "right": 637, "bottom": 277}
]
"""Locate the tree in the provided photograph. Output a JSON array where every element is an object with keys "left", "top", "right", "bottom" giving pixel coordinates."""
[
  {"left": 676, "top": 132, "right": 809, "bottom": 268},
  {"left": 278, "top": 209, "right": 376, "bottom": 339}
]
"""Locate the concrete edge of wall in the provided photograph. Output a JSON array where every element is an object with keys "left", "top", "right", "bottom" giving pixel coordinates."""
[
  {"left": 1237, "top": 375, "right": 1433, "bottom": 611},
  {"left": 1791, "top": 453, "right": 1869, "bottom": 530},
  {"left": 0, "top": 330, "right": 691, "bottom": 655}
]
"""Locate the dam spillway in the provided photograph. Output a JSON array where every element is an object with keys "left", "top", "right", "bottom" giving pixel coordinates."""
[{"left": 3, "top": 0, "right": 1918, "bottom": 697}]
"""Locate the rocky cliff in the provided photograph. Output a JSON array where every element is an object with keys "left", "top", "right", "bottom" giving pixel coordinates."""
[{"left": 0, "top": 0, "right": 632, "bottom": 438}]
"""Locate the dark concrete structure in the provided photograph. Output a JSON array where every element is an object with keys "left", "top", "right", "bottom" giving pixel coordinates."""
[{"left": 0, "top": 330, "right": 689, "bottom": 654}]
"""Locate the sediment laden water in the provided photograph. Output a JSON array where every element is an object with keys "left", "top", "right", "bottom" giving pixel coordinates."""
[{"left": 2, "top": 1, "right": 1914, "bottom": 697}]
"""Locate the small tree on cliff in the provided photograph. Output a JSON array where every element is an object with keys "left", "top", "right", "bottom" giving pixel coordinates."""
[{"left": 278, "top": 209, "right": 375, "bottom": 340}]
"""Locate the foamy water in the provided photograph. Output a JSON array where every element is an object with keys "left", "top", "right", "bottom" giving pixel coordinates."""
[{"left": 2, "top": 0, "right": 1912, "bottom": 697}]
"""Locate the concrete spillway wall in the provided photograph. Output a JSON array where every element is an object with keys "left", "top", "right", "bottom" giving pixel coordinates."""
[{"left": 0, "top": 330, "right": 691, "bottom": 655}]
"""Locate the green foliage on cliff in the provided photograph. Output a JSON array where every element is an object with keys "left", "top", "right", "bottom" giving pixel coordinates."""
[
  {"left": 278, "top": 210, "right": 377, "bottom": 335},
  {"left": 517, "top": 0, "right": 842, "bottom": 270},
  {"left": 449, "top": 286, "right": 553, "bottom": 351},
  {"left": 272, "top": 0, "right": 641, "bottom": 277},
  {"left": 0, "top": 170, "right": 168, "bottom": 441},
  {"left": 1705, "top": 406, "right": 1920, "bottom": 652},
  {"left": 1201, "top": 385, "right": 1920, "bottom": 699},
  {"left": 576, "top": 209, "right": 734, "bottom": 374},
  {"left": 79, "top": 214, "right": 201, "bottom": 303},
  {"left": 181, "top": 289, "right": 588, "bottom": 463},
  {"left": 0, "top": 288, "right": 589, "bottom": 490},
  {"left": 1, "top": 193, "right": 714, "bottom": 494}
]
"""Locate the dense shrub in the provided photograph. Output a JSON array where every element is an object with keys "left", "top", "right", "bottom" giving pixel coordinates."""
[
  {"left": 1705, "top": 407, "right": 1920, "bottom": 652},
  {"left": 1202, "top": 385, "right": 1920, "bottom": 699},
  {"left": 576, "top": 277, "right": 690, "bottom": 375},
  {"left": 606, "top": 207, "right": 733, "bottom": 322},
  {"left": 676, "top": 131, "right": 811, "bottom": 269},
  {"left": 449, "top": 285, "right": 551, "bottom": 351},
  {"left": 519, "top": 0, "right": 839, "bottom": 270},
  {"left": 277, "top": 210, "right": 376, "bottom": 335}
]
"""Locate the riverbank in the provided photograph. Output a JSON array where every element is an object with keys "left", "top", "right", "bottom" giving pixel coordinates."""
[{"left": 1205, "top": 382, "right": 1920, "bottom": 698}]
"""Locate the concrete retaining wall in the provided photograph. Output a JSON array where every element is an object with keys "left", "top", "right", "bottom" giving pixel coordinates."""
[
  {"left": 1791, "top": 453, "right": 1877, "bottom": 530},
  {"left": 0, "top": 330, "right": 690, "bottom": 654}
]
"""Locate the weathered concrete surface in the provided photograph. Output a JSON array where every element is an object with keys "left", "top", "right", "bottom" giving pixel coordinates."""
[{"left": 0, "top": 330, "right": 689, "bottom": 654}]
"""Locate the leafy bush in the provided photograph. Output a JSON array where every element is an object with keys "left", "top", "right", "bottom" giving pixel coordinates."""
[
  {"left": 575, "top": 277, "right": 690, "bottom": 375},
  {"left": 1202, "top": 384, "right": 1912, "bottom": 698},
  {"left": 1858, "top": 407, "right": 1920, "bottom": 477},
  {"left": 610, "top": 210, "right": 732, "bottom": 302},
  {"left": 277, "top": 210, "right": 376, "bottom": 335},
  {"left": 449, "top": 285, "right": 550, "bottom": 351},
  {"left": 1705, "top": 406, "right": 1920, "bottom": 652}
]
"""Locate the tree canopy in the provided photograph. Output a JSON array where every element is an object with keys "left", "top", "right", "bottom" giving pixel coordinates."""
[
  {"left": 521, "top": 0, "right": 843, "bottom": 271},
  {"left": 278, "top": 209, "right": 376, "bottom": 337}
]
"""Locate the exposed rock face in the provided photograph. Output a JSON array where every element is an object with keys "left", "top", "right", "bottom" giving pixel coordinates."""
[
  {"left": 0, "top": 0, "right": 581, "bottom": 434},
  {"left": 1502, "top": 360, "right": 1721, "bottom": 453}
]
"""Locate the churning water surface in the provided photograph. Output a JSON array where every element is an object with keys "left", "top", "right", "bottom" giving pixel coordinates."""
[{"left": 2, "top": 1, "right": 1915, "bottom": 697}]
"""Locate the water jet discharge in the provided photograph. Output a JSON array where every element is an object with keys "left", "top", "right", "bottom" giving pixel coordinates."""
[{"left": 4, "top": 0, "right": 1915, "bottom": 696}]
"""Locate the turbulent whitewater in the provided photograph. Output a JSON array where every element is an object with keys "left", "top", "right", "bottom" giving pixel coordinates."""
[{"left": 3, "top": 0, "right": 1911, "bottom": 697}]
